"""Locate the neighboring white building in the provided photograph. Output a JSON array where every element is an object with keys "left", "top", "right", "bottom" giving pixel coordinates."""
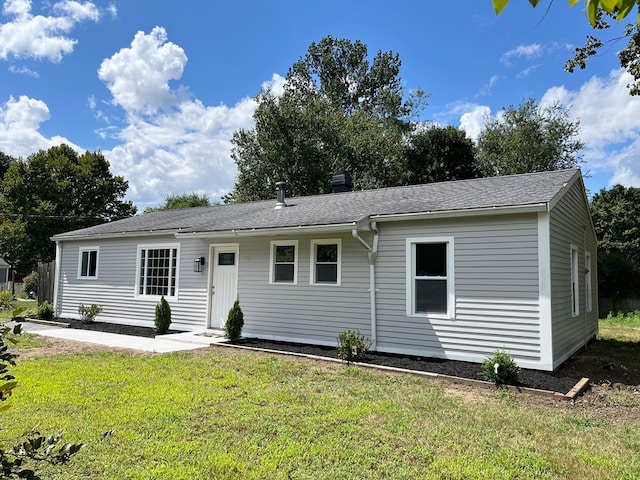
[
  {"left": 52, "top": 169, "right": 598, "bottom": 371},
  {"left": 0, "top": 258, "right": 9, "bottom": 289}
]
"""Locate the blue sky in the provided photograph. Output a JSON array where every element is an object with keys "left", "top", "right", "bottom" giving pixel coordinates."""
[{"left": 1, "top": 0, "right": 639, "bottom": 210}]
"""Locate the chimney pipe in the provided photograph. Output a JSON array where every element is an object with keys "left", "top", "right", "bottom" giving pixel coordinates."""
[
  {"left": 330, "top": 170, "right": 353, "bottom": 193},
  {"left": 275, "top": 181, "right": 287, "bottom": 209}
]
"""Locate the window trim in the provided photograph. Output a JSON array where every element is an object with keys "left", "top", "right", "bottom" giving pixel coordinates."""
[
  {"left": 570, "top": 244, "right": 580, "bottom": 317},
  {"left": 585, "top": 251, "right": 592, "bottom": 313},
  {"left": 406, "top": 237, "right": 455, "bottom": 319},
  {"left": 77, "top": 247, "right": 99, "bottom": 280},
  {"left": 135, "top": 243, "right": 180, "bottom": 299},
  {"left": 310, "top": 239, "right": 342, "bottom": 286},
  {"left": 269, "top": 240, "right": 298, "bottom": 285}
]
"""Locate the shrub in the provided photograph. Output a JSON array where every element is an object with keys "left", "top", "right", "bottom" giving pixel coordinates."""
[
  {"left": 0, "top": 290, "right": 13, "bottom": 311},
  {"left": 481, "top": 349, "right": 520, "bottom": 386},
  {"left": 22, "top": 271, "right": 38, "bottom": 297},
  {"left": 337, "top": 329, "right": 372, "bottom": 363},
  {"left": 78, "top": 304, "right": 103, "bottom": 323},
  {"left": 38, "top": 300, "right": 54, "bottom": 320},
  {"left": 154, "top": 296, "right": 172, "bottom": 334},
  {"left": 225, "top": 298, "right": 244, "bottom": 341}
]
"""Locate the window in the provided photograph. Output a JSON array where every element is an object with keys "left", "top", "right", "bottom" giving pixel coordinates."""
[
  {"left": 270, "top": 241, "right": 298, "bottom": 284},
  {"left": 310, "top": 239, "right": 341, "bottom": 285},
  {"left": 78, "top": 247, "right": 99, "bottom": 279},
  {"left": 137, "top": 245, "right": 179, "bottom": 297},
  {"left": 571, "top": 245, "right": 579, "bottom": 317},
  {"left": 406, "top": 237, "right": 454, "bottom": 317},
  {"left": 218, "top": 252, "right": 235, "bottom": 266},
  {"left": 585, "top": 251, "right": 592, "bottom": 313}
]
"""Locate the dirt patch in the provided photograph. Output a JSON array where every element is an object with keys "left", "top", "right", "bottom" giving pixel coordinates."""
[{"left": 14, "top": 337, "right": 147, "bottom": 361}]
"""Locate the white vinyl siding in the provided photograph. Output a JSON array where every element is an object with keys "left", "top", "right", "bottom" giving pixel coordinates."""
[
  {"left": 78, "top": 247, "right": 99, "bottom": 279},
  {"left": 56, "top": 236, "right": 210, "bottom": 331},
  {"left": 549, "top": 177, "right": 599, "bottom": 368},
  {"left": 239, "top": 234, "right": 370, "bottom": 345},
  {"left": 310, "top": 239, "right": 341, "bottom": 285},
  {"left": 406, "top": 237, "right": 454, "bottom": 318},
  {"left": 270, "top": 240, "right": 298, "bottom": 284},
  {"left": 376, "top": 215, "right": 543, "bottom": 368}
]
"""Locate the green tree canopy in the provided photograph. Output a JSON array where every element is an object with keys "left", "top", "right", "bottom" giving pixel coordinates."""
[
  {"left": 475, "top": 99, "right": 584, "bottom": 177},
  {"left": 0, "top": 151, "right": 16, "bottom": 180},
  {"left": 591, "top": 184, "right": 640, "bottom": 268},
  {"left": 0, "top": 144, "right": 136, "bottom": 272},
  {"left": 493, "top": 0, "right": 640, "bottom": 95},
  {"left": 405, "top": 125, "right": 480, "bottom": 184},
  {"left": 229, "top": 36, "right": 426, "bottom": 202},
  {"left": 144, "top": 192, "right": 211, "bottom": 213}
]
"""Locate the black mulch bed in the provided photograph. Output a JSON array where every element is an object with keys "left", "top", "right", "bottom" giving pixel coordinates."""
[
  {"left": 235, "top": 338, "right": 580, "bottom": 394},
  {"left": 41, "top": 318, "right": 184, "bottom": 338}
]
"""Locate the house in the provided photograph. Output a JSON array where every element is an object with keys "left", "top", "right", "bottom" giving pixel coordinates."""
[
  {"left": 0, "top": 258, "right": 9, "bottom": 288},
  {"left": 51, "top": 169, "right": 598, "bottom": 371}
]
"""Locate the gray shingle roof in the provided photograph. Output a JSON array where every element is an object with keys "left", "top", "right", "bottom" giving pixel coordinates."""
[{"left": 53, "top": 169, "right": 581, "bottom": 240}]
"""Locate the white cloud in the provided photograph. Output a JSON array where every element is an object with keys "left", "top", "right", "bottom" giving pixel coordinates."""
[
  {"left": 0, "top": 0, "right": 100, "bottom": 62},
  {"left": 459, "top": 105, "right": 491, "bottom": 140},
  {"left": 500, "top": 43, "right": 543, "bottom": 66},
  {"left": 8, "top": 64, "right": 38, "bottom": 77},
  {"left": 0, "top": 95, "right": 79, "bottom": 157},
  {"left": 98, "top": 27, "right": 187, "bottom": 114},
  {"left": 95, "top": 28, "right": 257, "bottom": 209}
]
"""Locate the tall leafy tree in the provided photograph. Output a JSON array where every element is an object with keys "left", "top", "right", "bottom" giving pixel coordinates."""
[
  {"left": 405, "top": 125, "right": 480, "bottom": 184},
  {"left": 230, "top": 36, "right": 425, "bottom": 202},
  {"left": 475, "top": 99, "right": 583, "bottom": 177},
  {"left": 0, "top": 151, "right": 16, "bottom": 180},
  {"left": 591, "top": 185, "right": 640, "bottom": 304},
  {"left": 591, "top": 185, "right": 640, "bottom": 268},
  {"left": 144, "top": 192, "right": 211, "bottom": 213},
  {"left": 0, "top": 144, "right": 136, "bottom": 272},
  {"left": 493, "top": 0, "right": 640, "bottom": 95}
]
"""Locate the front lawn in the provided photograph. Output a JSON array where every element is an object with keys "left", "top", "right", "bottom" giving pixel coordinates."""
[{"left": 3, "top": 341, "right": 640, "bottom": 479}]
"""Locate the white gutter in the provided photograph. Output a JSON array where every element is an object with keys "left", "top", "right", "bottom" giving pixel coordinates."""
[
  {"left": 51, "top": 229, "right": 184, "bottom": 242},
  {"left": 370, "top": 203, "right": 548, "bottom": 223},
  {"left": 179, "top": 222, "right": 359, "bottom": 239},
  {"left": 352, "top": 221, "right": 379, "bottom": 349}
]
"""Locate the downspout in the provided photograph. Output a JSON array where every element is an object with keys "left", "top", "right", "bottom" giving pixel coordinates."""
[
  {"left": 352, "top": 222, "right": 379, "bottom": 349},
  {"left": 53, "top": 241, "right": 62, "bottom": 317}
]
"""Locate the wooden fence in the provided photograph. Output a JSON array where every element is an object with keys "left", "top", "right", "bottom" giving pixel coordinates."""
[{"left": 37, "top": 261, "right": 55, "bottom": 304}]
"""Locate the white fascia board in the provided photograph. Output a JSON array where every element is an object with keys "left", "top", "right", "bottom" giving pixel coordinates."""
[
  {"left": 177, "top": 222, "right": 359, "bottom": 239},
  {"left": 370, "top": 203, "right": 548, "bottom": 223},
  {"left": 51, "top": 229, "right": 183, "bottom": 242}
]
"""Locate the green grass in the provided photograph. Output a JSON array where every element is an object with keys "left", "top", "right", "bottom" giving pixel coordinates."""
[
  {"left": 599, "top": 311, "right": 640, "bottom": 342},
  {"left": 2, "top": 345, "right": 640, "bottom": 479},
  {"left": 0, "top": 299, "right": 37, "bottom": 322}
]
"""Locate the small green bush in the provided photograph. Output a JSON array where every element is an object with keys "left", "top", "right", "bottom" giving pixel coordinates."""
[
  {"left": 154, "top": 296, "right": 172, "bottom": 334},
  {"left": 337, "top": 329, "right": 372, "bottom": 363},
  {"left": 38, "top": 301, "right": 54, "bottom": 320},
  {"left": 481, "top": 349, "right": 520, "bottom": 386},
  {"left": 0, "top": 290, "right": 13, "bottom": 311},
  {"left": 78, "top": 304, "right": 103, "bottom": 323},
  {"left": 225, "top": 298, "right": 244, "bottom": 341},
  {"left": 22, "top": 271, "right": 38, "bottom": 297}
]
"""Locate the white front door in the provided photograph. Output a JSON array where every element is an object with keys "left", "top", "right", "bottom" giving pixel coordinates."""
[{"left": 209, "top": 244, "right": 239, "bottom": 329}]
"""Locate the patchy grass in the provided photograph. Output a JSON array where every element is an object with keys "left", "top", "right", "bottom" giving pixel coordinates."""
[
  {"left": 1, "top": 347, "right": 640, "bottom": 479},
  {"left": 0, "top": 299, "right": 37, "bottom": 322},
  {"left": 599, "top": 311, "right": 640, "bottom": 342}
]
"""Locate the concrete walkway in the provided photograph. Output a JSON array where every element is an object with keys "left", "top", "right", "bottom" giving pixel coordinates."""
[{"left": 19, "top": 321, "right": 227, "bottom": 353}]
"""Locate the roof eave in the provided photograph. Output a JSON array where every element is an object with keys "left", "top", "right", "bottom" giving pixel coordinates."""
[
  {"left": 51, "top": 229, "right": 184, "bottom": 242},
  {"left": 177, "top": 222, "right": 360, "bottom": 239},
  {"left": 370, "top": 203, "right": 549, "bottom": 223}
]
